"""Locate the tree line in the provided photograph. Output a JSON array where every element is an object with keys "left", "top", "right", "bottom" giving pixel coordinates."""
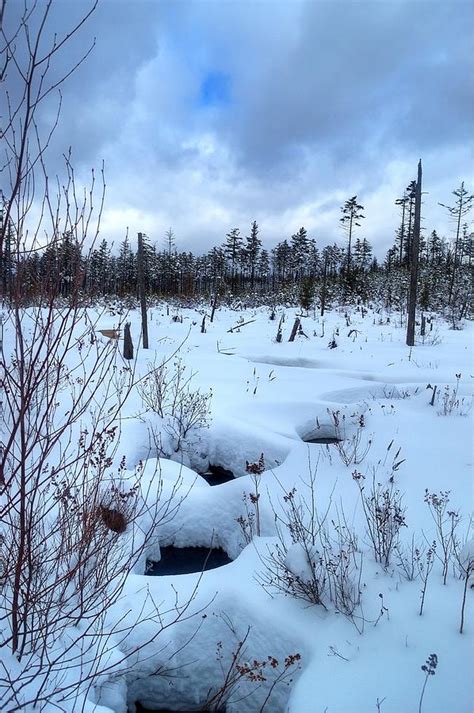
[{"left": 1, "top": 184, "right": 473, "bottom": 314}]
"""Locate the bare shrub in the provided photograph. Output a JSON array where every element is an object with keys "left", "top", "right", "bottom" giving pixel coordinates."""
[
  {"left": 202, "top": 620, "right": 302, "bottom": 712},
  {"left": 0, "top": 369, "right": 197, "bottom": 709},
  {"left": 0, "top": 3, "right": 201, "bottom": 704},
  {"left": 424, "top": 489, "right": 460, "bottom": 585},
  {"left": 394, "top": 535, "right": 420, "bottom": 582},
  {"left": 352, "top": 470, "right": 407, "bottom": 567},
  {"left": 236, "top": 493, "right": 258, "bottom": 546},
  {"left": 139, "top": 357, "right": 212, "bottom": 455},
  {"left": 325, "top": 409, "right": 372, "bottom": 466},
  {"left": 456, "top": 538, "right": 474, "bottom": 634},
  {"left": 418, "top": 653, "right": 438, "bottom": 713},
  {"left": 415, "top": 542, "right": 436, "bottom": 616},
  {"left": 258, "top": 464, "right": 363, "bottom": 625},
  {"left": 435, "top": 374, "right": 471, "bottom": 417}
]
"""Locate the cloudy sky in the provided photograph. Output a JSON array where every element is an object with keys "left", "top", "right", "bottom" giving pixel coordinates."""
[{"left": 6, "top": 0, "right": 474, "bottom": 255}]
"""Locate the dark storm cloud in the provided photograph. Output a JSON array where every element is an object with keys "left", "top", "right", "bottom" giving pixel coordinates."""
[
  {"left": 191, "top": 0, "right": 473, "bottom": 173},
  {"left": 38, "top": 0, "right": 163, "bottom": 166}
]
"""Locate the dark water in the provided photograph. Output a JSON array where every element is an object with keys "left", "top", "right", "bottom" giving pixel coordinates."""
[
  {"left": 146, "top": 546, "right": 232, "bottom": 576},
  {"left": 200, "top": 464, "right": 235, "bottom": 486},
  {"left": 135, "top": 706, "right": 223, "bottom": 713},
  {"left": 134, "top": 704, "right": 224, "bottom": 713},
  {"left": 302, "top": 435, "right": 341, "bottom": 444}
]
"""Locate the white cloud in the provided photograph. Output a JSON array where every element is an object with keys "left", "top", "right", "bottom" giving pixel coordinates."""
[{"left": 19, "top": 0, "right": 474, "bottom": 257}]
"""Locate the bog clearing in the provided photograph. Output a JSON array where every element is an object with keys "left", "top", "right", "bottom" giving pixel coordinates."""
[{"left": 1, "top": 300, "right": 472, "bottom": 713}]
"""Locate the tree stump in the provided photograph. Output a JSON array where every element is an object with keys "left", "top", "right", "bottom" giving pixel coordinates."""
[
  {"left": 123, "top": 322, "right": 134, "bottom": 360},
  {"left": 288, "top": 317, "right": 301, "bottom": 342}
]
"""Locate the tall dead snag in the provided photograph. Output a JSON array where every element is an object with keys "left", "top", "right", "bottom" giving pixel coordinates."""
[
  {"left": 137, "top": 232, "right": 149, "bottom": 348},
  {"left": 406, "top": 159, "right": 422, "bottom": 347},
  {"left": 320, "top": 250, "right": 328, "bottom": 317}
]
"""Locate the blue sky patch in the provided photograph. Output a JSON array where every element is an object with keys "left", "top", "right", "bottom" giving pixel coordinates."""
[{"left": 199, "top": 71, "right": 232, "bottom": 108}]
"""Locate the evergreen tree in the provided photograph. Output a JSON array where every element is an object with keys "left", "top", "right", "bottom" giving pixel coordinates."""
[
  {"left": 353, "top": 237, "right": 372, "bottom": 271},
  {"left": 384, "top": 245, "right": 398, "bottom": 273},
  {"left": 340, "top": 196, "right": 365, "bottom": 275},
  {"left": 307, "top": 239, "right": 320, "bottom": 279},
  {"left": 461, "top": 225, "right": 473, "bottom": 267},
  {"left": 403, "top": 180, "right": 417, "bottom": 267},
  {"left": 163, "top": 227, "right": 177, "bottom": 293},
  {"left": 395, "top": 192, "right": 409, "bottom": 265},
  {"left": 208, "top": 246, "right": 226, "bottom": 288},
  {"left": 224, "top": 227, "right": 243, "bottom": 291},
  {"left": 0, "top": 209, "right": 15, "bottom": 298},
  {"left": 89, "top": 239, "right": 110, "bottom": 295},
  {"left": 439, "top": 182, "right": 474, "bottom": 301},
  {"left": 257, "top": 249, "right": 270, "bottom": 289},
  {"left": 427, "top": 230, "right": 443, "bottom": 266},
  {"left": 243, "top": 220, "right": 261, "bottom": 289},
  {"left": 299, "top": 277, "right": 314, "bottom": 313},
  {"left": 57, "top": 231, "right": 83, "bottom": 296},
  {"left": 290, "top": 226, "right": 309, "bottom": 282},
  {"left": 117, "top": 234, "right": 136, "bottom": 295},
  {"left": 272, "top": 239, "right": 291, "bottom": 283}
]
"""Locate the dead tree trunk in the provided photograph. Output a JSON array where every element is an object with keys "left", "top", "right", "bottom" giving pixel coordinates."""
[
  {"left": 137, "top": 232, "right": 149, "bottom": 349},
  {"left": 210, "top": 289, "right": 219, "bottom": 323},
  {"left": 123, "top": 322, "right": 133, "bottom": 360},
  {"left": 406, "top": 160, "right": 422, "bottom": 347},
  {"left": 288, "top": 317, "right": 301, "bottom": 342},
  {"left": 420, "top": 313, "right": 426, "bottom": 337},
  {"left": 275, "top": 316, "right": 283, "bottom": 343},
  {"left": 320, "top": 252, "right": 328, "bottom": 317}
]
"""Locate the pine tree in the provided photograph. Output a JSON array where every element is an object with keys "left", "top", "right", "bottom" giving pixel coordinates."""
[
  {"left": 361, "top": 238, "right": 373, "bottom": 269},
  {"left": 59, "top": 232, "right": 83, "bottom": 296},
  {"left": 340, "top": 196, "right": 365, "bottom": 275},
  {"left": 406, "top": 160, "right": 422, "bottom": 347},
  {"left": 89, "top": 239, "right": 110, "bottom": 295},
  {"left": 290, "top": 226, "right": 309, "bottom": 282},
  {"left": 299, "top": 277, "right": 314, "bottom": 313},
  {"left": 117, "top": 234, "right": 136, "bottom": 295},
  {"left": 461, "top": 224, "right": 473, "bottom": 267},
  {"left": 0, "top": 207, "right": 15, "bottom": 298},
  {"left": 257, "top": 249, "right": 270, "bottom": 289},
  {"left": 208, "top": 246, "right": 226, "bottom": 287},
  {"left": 307, "top": 239, "right": 320, "bottom": 279},
  {"left": 384, "top": 245, "right": 398, "bottom": 273},
  {"left": 272, "top": 240, "right": 291, "bottom": 284},
  {"left": 395, "top": 192, "right": 409, "bottom": 265},
  {"left": 244, "top": 220, "right": 261, "bottom": 289},
  {"left": 403, "top": 181, "right": 417, "bottom": 267},
  {"left": 439, "top": 182, "right": 474, "bottom": 301},
  {"left": 163, "top": 227, "right": 177, "bottom": 293},
  {"left": 224, "top": 227, "right": 242, "bottom": 291}
]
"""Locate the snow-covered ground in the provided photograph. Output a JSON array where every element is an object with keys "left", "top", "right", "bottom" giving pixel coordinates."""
[{"left": 2, "top": 302, "right": 473, "bottom": 713}]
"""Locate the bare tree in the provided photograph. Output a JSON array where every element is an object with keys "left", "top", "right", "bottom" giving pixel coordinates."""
[
  {"left": 0, "top": 3, "right": 201, "bottom": 709},
  {"left": 0, "top": 0, "right": 98, "bottom": 263}
]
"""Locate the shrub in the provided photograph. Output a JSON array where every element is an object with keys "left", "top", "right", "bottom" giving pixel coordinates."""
[
  {"left": 352, "top": 470, "right": 407, "bottom": 567},
  {"left": 259, "top": 466, "right": 362, "bottom": 624},
  {"left": 139, "top": 357, "right": 212, "bottom": 455}
]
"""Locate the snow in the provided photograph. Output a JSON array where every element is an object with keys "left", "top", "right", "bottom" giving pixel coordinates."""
[{"left": 1, "top": 303, "right": 473, "bottom": 712}]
